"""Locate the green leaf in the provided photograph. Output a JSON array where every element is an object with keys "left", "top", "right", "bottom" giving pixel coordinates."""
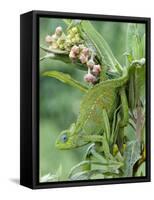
[
  {"left": 40, "top": 45, "right": 68, "bottom": 55},
  {"left": 128, "top": 73, "right": 135, "bottom": 110},
  {"left": 42, "top": 71, "right": 88, "bottom": 93},
  {"left": 40, "top": 46, "right": 87, "bottom": 71},
  {"left": 69, "top": 170, "right": 105, "bottom": 180},
  {"left": 102, "top": 109, "right": 110, "bottom": 142},
  {"left": 135, "top": 65, "right": 145, "bottom": 104},
  {"left": 62, "top": 19, "right": 72, "bottom": 26},
  {"left": 40, "top": 173, "right": 58, "bottom": 182},
  {"left": 81, "top": 21, "right": 123, "bottom": 73},
  {"left": 123, "top": 140, "right": 141, "bottom": 177},
  {"left": 128, "top": 63, "right": 145, "bottom": 110},
  {"left": 135, "top": 161, "right": 145, "bottom": 177},
  {"left": 63, "top": 19, "right": 81, "bottom": 30},
  {"left": 141, "top": 34, "right": 145, "bottom": 58},
  {"left": 126, "top": 24, "right": 145, "bottom": 62},
  {"left": 126, "top": 24, "right": 146, "bottom": 105}
]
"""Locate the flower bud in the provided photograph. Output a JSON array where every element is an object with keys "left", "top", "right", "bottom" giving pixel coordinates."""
[
  {"left": 55, "top": 26, "right": 63, "bottom": 36},
  {"left": 67, "top": 34, "right": 72, "bottom": 40},
  {"left": 45, "top": 35, "right": 53, "bottom": 43},
  {"left": 74, "top": 33, "right": 80, "bottom": 42},
  {"left": 75, "top": 36, "right": 80, "bottom": 43},
  {"left": 50, "top": 42, "right": 58, "bottom": 49},
  {"left": 64, "top": 42, "right": 71, "bottom": 51},
  {"left": 57, "top": 38, "right": 62, "bottom": 46},
  {"left": 82, "top": 47, "right": 89, "bottom": 56},
  {"left": 66, "top": 38, "right": 71, "bottom": 44},
  {"left": 71, "top": 27, "right": 78, "bottom": 34},
  {"left": 69, "top": 51, "right": 76, "bottom": 59},
  {"left": 59, "top": 44, "right": 64, "bottom": 50},
  {"left": 57, "top": 37, "right": 65, "bottom": 46},
  {"left": 79, "top": 54, "right": 88, "bottom": 64},
  {"left": 78, "top": 44, "right": 85, "bottom": 49},
  {"left": 87, "top": 59, "right": 95, "bottom": 68},
  {"left": 92, "top": 64, "right": 101, "bottom": 75},
  {"left": 84, "top": 73, "right": 97, "bottom": 83},
  {"left": 68, "top": 30, "right": 74, "bottom": 38},
  {"left": 51, "top": 34, "right": 58, "bottom": 40},
  {"left": 71, "top": 38, "right": 76, "bottom": 44},
  {"left": 71, "top": 45, "right": 80, "bottom": 55}
]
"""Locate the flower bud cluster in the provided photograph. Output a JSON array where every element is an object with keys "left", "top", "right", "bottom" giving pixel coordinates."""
[
  {"left": 45, "top": 26, "right": 81, "bottom": 51},
  {"left": 65, "top": 27, "right": 81, "bottom": 50},
  {"left": 45, "top": 26, "right": 102, "bottom": 84},
  {"left": 69, "top": 44, "right": 101, "bottom": 84}
]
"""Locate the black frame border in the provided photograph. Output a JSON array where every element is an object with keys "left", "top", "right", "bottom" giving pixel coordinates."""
[{"left": 21, "top": 10, "right": 151, "bottom": 189}]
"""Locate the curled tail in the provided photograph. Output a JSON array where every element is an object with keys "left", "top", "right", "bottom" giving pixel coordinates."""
[{"left": 111, "top": 58, "right": 145, "bottom": 88}]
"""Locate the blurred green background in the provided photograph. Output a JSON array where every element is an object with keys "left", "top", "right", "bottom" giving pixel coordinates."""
[{"left": 39, "top": 18, "right": 139, "bottom": 181}]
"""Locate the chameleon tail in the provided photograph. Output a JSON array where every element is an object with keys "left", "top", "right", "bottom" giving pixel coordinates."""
[
  {"left": 113, "top": 58, "right": 145, "bottom": 88},
  {"left": 112, "top": 67, "right": 129, "bottom": 88}
]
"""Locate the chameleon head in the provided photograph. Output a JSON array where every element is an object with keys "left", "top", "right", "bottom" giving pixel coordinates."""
[
  {"left": 55, "top": 130, "right": 77, "bottom": 149},
  {"left": 55, "top": 123, "right": 88, "bottom": 149}
]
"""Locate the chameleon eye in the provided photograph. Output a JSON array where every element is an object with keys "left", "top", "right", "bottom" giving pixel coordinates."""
[{"left": 60, "top": 134, "right": 68, "bottom": 143}]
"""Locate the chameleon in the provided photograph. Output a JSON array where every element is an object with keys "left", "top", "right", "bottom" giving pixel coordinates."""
[
  {"left": 55, "top": 68, "right": 129, "bottom": 150},
  {"left": 55, "top": 58, "right": 145, "bottom": 151}
]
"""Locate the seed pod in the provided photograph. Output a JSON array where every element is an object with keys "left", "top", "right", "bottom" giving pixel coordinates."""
[
  {"left": 55, "top": 26, "right": 63, "bottom": 36},
  {"left": 84, "top": 73, "right": 97, "bottom": 83}
]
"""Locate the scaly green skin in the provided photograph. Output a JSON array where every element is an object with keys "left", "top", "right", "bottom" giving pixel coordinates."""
[
  {"left": 55, "top": 58, "right": 145, "bottom": 151},
  {"left": 55, "top": 67, "right": 130, "bottom": 150}
]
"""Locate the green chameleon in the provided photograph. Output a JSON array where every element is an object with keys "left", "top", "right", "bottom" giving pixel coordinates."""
[{"left": 55, "top": 59, "right": 145, "bottom": 152}]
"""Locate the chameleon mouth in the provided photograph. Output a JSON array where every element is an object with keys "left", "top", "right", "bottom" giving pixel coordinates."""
[
  {"left": 55, "top": 138, "right": 87, "bottom": 150},
  {"left": 55, "top": 137, "right": 75, "bottom": 150}
]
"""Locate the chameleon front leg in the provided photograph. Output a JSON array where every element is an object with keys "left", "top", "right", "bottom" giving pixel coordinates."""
[
  {"left": 82, "top": 135, "right": 104, "bottom": 143},
  {"left": 87, "top": 109, "right": 114, "bottom": 159}
]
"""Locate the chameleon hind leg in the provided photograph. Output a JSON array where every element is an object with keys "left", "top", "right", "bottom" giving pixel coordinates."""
[
  {"left": 82, "top": 108, "right": 116, "bottom": 160},
  {"left": 85, "top": 109, "right": 115, "bottom": 160}
]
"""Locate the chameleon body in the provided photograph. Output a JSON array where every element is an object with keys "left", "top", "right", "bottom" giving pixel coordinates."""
[{"left": 56, "top": 67, "right": 129, "bottom": 149}]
